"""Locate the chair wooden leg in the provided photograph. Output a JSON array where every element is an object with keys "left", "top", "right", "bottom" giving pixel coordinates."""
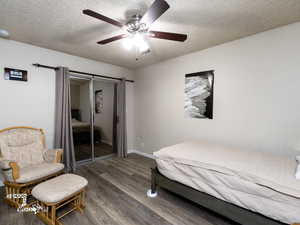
[
  {"left": 4, "top": 185, "right": 23, "bottom": 208},
  {"left": 55, "top": 220, "right": 63, "bottom": 225}
]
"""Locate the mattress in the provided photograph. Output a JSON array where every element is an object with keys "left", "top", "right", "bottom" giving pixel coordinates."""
[
  {"left": 154, "top": 141, "right": 300, "bottom": 224},
  {"left": 72, "top": 119, "right": 91, "bottom": 133},
  {"left": 72, "top": 120, "right": 90, "bottom": 128}
]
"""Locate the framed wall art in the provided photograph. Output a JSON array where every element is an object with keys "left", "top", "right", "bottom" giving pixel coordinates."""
[
  {"left": 95, "top": 90, "right": 103, "bottom": 114},
  {"left": 184, "top": 70, "right": 214, "bottom": 119}
]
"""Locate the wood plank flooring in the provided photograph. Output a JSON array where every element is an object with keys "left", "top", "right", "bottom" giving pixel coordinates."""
[
  {"left": 0, "top": 154, "right": 237, "bottom": 225},
  {"left": 75, "top": 142, "right": 114, "bottom": 161}
]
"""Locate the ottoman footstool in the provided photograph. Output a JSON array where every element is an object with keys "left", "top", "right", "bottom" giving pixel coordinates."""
[{"left": 32, "top": 174, "right": 88, "bottom": 225}]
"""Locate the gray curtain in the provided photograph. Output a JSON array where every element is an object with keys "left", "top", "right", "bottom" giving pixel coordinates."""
[
  {"left": 115, "top": 78, "right": 127, "bottom": 158},
  {"left": 54, "top": 67, "right": 76, "bottom": 172},
  {"left": 113, "top": 84, "right": 118, "bottom": 154}
]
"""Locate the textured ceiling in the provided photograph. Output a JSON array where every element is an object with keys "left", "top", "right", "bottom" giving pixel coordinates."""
[{"left": 1, "top": 0, "right": 300, "bottom": 69}]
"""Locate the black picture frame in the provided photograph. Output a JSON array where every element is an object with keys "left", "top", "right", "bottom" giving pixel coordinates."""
[
  {"left": 95, "top": 90, "right": 103, "bottom": 114},
  {"left": 185, "top": 70, "right": 214, "bottom": 119},
  {"left": 4, "top": 67, "right": 28, "bottom": 82}
]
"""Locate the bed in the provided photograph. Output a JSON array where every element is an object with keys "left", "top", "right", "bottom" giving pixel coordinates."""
[
  {"left": 71, "top": 109, "right": 101, "bottom": 144},
  {"left": 150, "top": 141, "right": 300, "bottom": 225}
]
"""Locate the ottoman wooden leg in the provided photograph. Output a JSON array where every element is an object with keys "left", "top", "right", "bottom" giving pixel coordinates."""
[
  {"left": 36, "top": 202, "right": 56, "bottom": 225},
  {"left": 72, "top": 189, "right": 85, "bottom": 214},
  {"left": 80, "top": 189, "right": 86, "bottom": 210},
  {"left": 51, "top": 206, "right": 56, "bottom": 225}
]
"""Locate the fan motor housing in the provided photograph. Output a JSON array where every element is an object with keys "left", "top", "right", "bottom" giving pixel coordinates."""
[{"left": 126, "top": 15, "right": 148, "bottom": 33}]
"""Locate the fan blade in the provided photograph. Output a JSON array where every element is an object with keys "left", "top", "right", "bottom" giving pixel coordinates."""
[
  {"left": 149, "top": 31, "right": 187, "bottom": 42},
  {"left": 141, "top": 0, "right": 170, "bottom": 25},
  {"left": 97, "top": 34, "right": 128, "bottom": 45},
  {"left": 83, "top": 9, "right": 123, "bottom": 28}
]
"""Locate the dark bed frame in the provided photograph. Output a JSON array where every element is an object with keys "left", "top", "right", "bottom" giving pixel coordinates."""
[{"left": 150, "top": 167, "right": 290, "bottom": 225}]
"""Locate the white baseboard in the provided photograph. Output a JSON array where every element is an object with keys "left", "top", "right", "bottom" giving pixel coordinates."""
[{"left": 128, "top": 149, "right": 155, "bottom": 159}]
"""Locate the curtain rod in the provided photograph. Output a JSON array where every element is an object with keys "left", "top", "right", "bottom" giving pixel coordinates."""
[{"left": 32, "top": 63, "right": 134, "bottom": 83}]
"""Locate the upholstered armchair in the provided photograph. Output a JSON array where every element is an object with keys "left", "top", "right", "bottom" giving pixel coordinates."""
[{"left": 0, "top": 127, "right": 64, "bottom": 208}]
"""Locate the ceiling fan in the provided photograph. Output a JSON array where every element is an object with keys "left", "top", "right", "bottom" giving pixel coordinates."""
[{"left": 82, "top": 0, "right": 187, "bottom": 55}]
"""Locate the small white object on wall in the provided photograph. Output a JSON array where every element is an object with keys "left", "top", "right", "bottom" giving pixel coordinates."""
[{"left": 0, "top": 29, "right": 9, "bottom": 38}]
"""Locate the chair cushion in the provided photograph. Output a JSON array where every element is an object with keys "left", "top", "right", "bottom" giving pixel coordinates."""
[
  {"left": 0, "top": 141, "right": 44, "bottom": 168},
  {"left": 16, "top": 163, "right": 64, "bottom": 183},
  {"left": 32, "top": 174, "right": 88, "bottom": 203}
]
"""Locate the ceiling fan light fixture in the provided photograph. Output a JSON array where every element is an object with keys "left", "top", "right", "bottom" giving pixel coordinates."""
[
  {"left": 123, "top": 38, "right": 133, "bottom": 50},
  {"left": 133, "top": 33, "right": 149, "bottom": 53},
  {"left": 138, "top": 40, "right": 150, "bottom": 53},
  {"left": 122, "top": 33, "right": 150, "bottom": 53}
]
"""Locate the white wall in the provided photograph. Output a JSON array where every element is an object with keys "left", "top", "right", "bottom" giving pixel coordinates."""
[
  {"left": 94, "top": 80, "right": 114, "bottom": 145},
  {"left": 134, "top": 22, "right": 300, "bottom": 156},
  {"left": 0, "top": 39, "right": 135, "bottom": 150}
]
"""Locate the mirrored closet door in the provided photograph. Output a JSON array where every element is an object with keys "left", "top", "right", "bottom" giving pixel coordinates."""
[
  {"left": 70, "top": 75, "right": 116, "bottom": 163},
  {"left": 70, "top": 76, "right": 93, "bottom": 162},
  {"left": 93, "top": 78, "right": 116, "bottom": 158}
]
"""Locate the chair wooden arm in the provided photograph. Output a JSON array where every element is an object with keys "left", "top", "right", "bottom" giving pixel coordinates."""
[
  {"left": 55, "top": 149, "right": 63, "bottom": 163},
  {"left": 0, "top": 159, "right": 20, "bottom": 182},
  {"left": 43, "top": 149, "right": 63, "bottom": 163},
  {"left": 9, "top": 162, "right": 20, "bottom": 180}
]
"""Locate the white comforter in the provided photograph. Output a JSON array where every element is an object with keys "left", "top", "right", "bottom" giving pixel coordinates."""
[
  {"left": 154, "top": 141, "right": 300, "bottom": 224},
  {"left": 71, "top": 119, "right": 90, "bottom": 128}
]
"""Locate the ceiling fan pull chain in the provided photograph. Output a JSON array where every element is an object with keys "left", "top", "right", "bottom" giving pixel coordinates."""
[{"left": 135, "top": 45, "right": 139, "bottom": 61}]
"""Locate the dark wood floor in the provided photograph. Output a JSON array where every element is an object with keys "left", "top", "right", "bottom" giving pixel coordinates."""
[
  {"left": 75, "top": 142, "right": 114, "bottom": 161},
  {"left": 0, "top": 154, "right": 237, "bottom": 225}
]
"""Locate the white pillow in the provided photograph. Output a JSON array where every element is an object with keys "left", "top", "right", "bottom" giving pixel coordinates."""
[{"left": 72, "top": 118, "right": 79, "bottom": 123}]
